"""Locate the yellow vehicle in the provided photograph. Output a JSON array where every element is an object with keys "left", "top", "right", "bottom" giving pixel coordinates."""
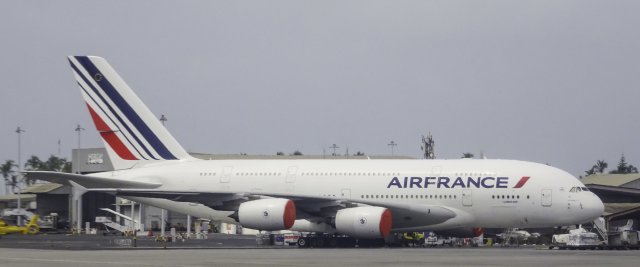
[
  {"left": 0, "top": 215, "right": 39, "bottom": 235},
  {"left": 402, "top": 232, "right": 425, "bottom": 247}
]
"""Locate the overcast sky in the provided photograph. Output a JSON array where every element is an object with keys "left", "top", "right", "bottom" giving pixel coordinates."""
[{"left": 1, "top": 1, "right": 639, "bottom": 189}]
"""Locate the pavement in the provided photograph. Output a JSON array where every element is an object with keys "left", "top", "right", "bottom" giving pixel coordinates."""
[
  {"left": 0, "top": 234, "right": 639, "bottom": 267},
  {"left": 0, "top": 233, "right": 261, "bottom": 250},
  {"left": 0, "top": 247, "right": 639, "bottom": 267}
]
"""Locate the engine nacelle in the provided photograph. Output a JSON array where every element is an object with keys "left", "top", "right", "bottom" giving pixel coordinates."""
[
  {"left": 238, "top": 198, "right": 296, "bottom": 231},
  {"left": 335, "top": 207, "right": 392, "bottom": 238}
]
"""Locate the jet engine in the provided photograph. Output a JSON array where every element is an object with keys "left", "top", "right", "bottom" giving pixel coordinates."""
[
  {"left": 335, "top": 207, "right": 392, "bottom": 238},
  {"left": 238, "top": 198, "right": 296, "bottom": 231}
]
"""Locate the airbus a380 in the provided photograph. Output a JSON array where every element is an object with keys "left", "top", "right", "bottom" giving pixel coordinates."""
[{"left": 28, "top": 56, "right": 604, "bottom": 240}]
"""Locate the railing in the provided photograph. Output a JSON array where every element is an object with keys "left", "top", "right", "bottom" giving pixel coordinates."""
[
  {"left": 592, "top": 217, "right": 608, "bottom": 244},
  {"left": 96, "top": 216, "right": 132, "bottom": 233}
]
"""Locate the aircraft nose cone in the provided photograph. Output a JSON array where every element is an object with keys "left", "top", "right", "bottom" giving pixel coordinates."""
[
  {"left": 585, "top": 194, "right": 605, "bottom": 220},
  {"left": 594, "top": 195, "right": 605, "bottom": 215}
]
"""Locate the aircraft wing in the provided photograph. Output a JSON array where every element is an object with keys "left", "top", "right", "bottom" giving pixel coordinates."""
[
  {"left": 92, "top": 189, "right": 457, "bottom": 228},
  {"left": 27, "top": 171, "right": 457, "bottom": 228},
  {"left": 24, "top": 171, "right": 162, "bottom": 189}
]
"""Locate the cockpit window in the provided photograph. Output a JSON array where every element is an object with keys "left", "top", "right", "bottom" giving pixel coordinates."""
[{"left": 570, "top": 186, "right": 590, "bottom": 192}]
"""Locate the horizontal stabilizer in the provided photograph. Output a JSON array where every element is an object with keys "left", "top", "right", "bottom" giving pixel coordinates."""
[{"left": 24, "top": 171, "right": 162, "bottom": 189}]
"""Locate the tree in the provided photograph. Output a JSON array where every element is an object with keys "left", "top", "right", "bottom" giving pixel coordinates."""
[
  {"left": 276, "top": 152, "right": 285, "bottom": 156},
  {"left": 23, "top": 155, "right": 72, "bottom": 184},
  {"left": 43, "top": 155, "right": 71, "bottom": 172},
  {"left": 355, "top": 151, "right": 365, "bottom": 156},
  {"left": 24, "top": 155, "right": 43, "bottom": 171},
  {"left": 609, "top": 154, "right": 639, "bottom": 174},
  {"left": 291, "top": 150, "right": 303, "bottom": 156},
  {"left": 614, "top": 154, "right": 628, "bottom": 174},
  {"left": 1, "top": 160, "right": 17, "bottom": 193},
  {"left": 595, "top": 160, "right": 608, "bottom": 174},
  {"left": 462, "top": 153, "right": 474, "bottom": 159},
  {"left": 585, "top": 167, "right": 596, "bottom": 176}
]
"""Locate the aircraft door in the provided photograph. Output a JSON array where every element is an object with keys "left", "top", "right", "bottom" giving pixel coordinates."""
[
  {"left": 462, "top": 189, "right": 473, "bottom": 206},
  {"left": 285, "top": 166, "right": 297, "bottom": 193},
  {"left": 541, "top": 188, "right": 552, "bottom": 207},
  {"left": 286, "top": 166, "right": 298, "bottom": 183},
  {"left": 220, "top": 166, "right": 233, "bottom": 183}
]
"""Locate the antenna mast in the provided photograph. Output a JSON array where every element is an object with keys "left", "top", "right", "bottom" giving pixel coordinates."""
[{"left": 421, "top": 133, "right": 435, "bottom": 159}]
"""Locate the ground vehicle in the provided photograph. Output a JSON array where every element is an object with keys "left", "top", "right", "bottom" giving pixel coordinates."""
[
  {"left": 551, "top": 227, "right": 601, "bottom": 250},
  {"left": 283, "top": 232, "right": 301, "bottom": 246},
  {"left": 402, "top": 232, "right": 425, "bottom": 247},
  {"left": 425, "top": 232, "right": 438, "bottom": 247},
  {"left": 0, "top": 215, "right": 39, "bottom": 235}
]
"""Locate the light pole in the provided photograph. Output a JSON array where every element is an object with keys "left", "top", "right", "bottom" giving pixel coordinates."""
[
  {"left": 330, "top": 144, "right": 340, "bottom": 156},
  {"left": 15, "top": 126, "right": 25, "bottom": 225},
  {"left": 75, "top": 124, "right": 85, "bottom": 148},
  {"left": 387, "top": 141, "right": 397, "bottom": 156}
]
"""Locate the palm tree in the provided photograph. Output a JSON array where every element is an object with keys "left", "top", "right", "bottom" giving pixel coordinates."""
[
  {"left": 1, "top": 160, "right": 17, "bottom": 194},
  {"left": 595, "top": 160, "right": 608, "bottom": 174}
]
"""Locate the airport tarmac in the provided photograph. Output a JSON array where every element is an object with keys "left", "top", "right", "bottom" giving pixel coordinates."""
[{"left": 0, "top": 247, "right": 638, "bottom": 267}]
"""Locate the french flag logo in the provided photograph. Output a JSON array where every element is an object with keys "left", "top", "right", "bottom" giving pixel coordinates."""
[{"left": 513, "top": 176, "right": 530, "bottom": 188}]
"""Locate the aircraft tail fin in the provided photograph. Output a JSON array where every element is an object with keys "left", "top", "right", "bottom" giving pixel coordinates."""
[{"left": 67, "top": 56, "right": 193, "bottom": 169}]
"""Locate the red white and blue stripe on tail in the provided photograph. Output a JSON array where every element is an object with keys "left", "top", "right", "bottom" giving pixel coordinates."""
[{"left": 68, "top": 56, "right": 191, "bottom": 161}]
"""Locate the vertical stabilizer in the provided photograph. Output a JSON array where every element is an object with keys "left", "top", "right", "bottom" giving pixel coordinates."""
[{"left": 68, "top": 56, "right": 193, "bottom": 169}]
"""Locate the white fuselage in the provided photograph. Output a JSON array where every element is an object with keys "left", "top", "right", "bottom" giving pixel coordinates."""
[{"left": 102, "top": 158, "right": 604, "bottom": 232}]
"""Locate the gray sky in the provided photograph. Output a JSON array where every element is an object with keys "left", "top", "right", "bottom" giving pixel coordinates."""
[{"left": 1, "top": 0, "right": 639, "bottom": 183}]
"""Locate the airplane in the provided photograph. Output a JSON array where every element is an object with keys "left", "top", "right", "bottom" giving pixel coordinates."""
[
  {"left": 0, "top": 215, "right": 39, "bottom": 235},
  {"left": 27, "top": 56, "right": 604, "bottom": 242}
]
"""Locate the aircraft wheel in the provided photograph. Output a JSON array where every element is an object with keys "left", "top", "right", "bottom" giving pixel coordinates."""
[{"left": 297, "top": 237, "right": 308, "bottom": 248}]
